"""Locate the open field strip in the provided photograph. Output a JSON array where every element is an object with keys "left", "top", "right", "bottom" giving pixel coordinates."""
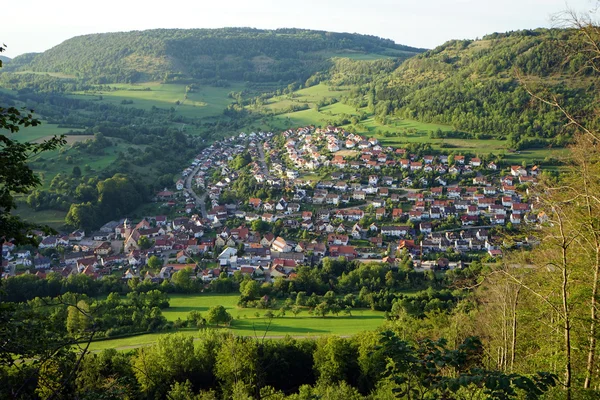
[{"left": 87, "top": 293, "right": 387, "bottom": 351}]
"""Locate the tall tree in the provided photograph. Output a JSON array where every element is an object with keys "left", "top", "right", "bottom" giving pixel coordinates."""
[{"left": 0, "top": 44, "right": 65, "bottom": 274}]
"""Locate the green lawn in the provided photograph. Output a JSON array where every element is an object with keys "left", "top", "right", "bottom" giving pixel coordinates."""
[{"left": 87, "top": 293, "right": 387, "bottom": 351}]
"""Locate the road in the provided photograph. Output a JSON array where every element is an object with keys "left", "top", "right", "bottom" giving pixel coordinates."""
[
  {"left": 184, "top": 163, "right": 208, "bottom": 219},
  {"left": 256, "top": 141, "right": 272, "bottom": 179}
]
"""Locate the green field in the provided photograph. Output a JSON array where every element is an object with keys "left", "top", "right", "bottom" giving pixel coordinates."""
[
  {"left": 261, "top": 86, "right": 568, "bottom": 162},
  {"left": 10, "top": 123, "right": 85, "bottom": 143},
  {"left": 72, "top": 82, "right": 244, "bottom": 120},
  {"left": 87, "top": 293, "right": 386, "bottom": 351},
  {"left": 12, "top": 202, "right": 67, "bottom": 230}
]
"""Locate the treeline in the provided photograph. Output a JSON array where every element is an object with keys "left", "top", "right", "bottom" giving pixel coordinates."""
[
  {"left": 31, "top": 290, "right": 170, "bottom": 339},
  {"left": 64, "top": 173, "right": 147, "bottom": 230},
  {"left": 4, "top": 28, "right": 424, "bottom": 84},
  {"left": 0, "top": 326, "right": 556, "bottom": 399}
]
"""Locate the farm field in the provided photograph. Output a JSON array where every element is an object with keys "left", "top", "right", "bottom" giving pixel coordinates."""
[
  {"left": 10, "top": 123, "right": 85, "bottom": 143},
  {"left": 87, "top": 293, "right": 387, "bottom": 351},
  {"left": 71, "top": 82, "right": 244, "bottom": 119}
]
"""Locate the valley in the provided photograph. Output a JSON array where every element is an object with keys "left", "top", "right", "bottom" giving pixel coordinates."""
[{"left": 2, "top": 24, "right": 597, "bottom": 399}]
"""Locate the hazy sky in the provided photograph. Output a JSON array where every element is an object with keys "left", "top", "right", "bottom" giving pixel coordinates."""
[{"left": 2, "top": 0, "right": 598, "bottom": 58}]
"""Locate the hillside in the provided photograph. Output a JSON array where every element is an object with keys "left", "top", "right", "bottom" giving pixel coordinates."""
[
  {"left": 335, "top": 28, "right": 597, "bottom": 148},
  {"left": 4, "top": 28, "right": 425, "bottom": 84},
  {"left": 0, "top": 55, "right": 10, "bottom": 65}
]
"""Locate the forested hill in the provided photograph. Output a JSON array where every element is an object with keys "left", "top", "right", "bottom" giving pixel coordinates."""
[
  {"left": 339, "top": 28, "right": 597, "bottom": 147},
  {"left": 4, "top": 28, "right": 425, "bottom": 84},
  {"left": 0, "top": 55, "right": 10, "bottom": 65}
]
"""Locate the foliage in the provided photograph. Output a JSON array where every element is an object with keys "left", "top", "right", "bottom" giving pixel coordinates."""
[
  {"left": 206, "top": 305, "right": 233, "bottom": 326},
  {"left": 5, "top": 28, "right": 424, "bottom": 84}
]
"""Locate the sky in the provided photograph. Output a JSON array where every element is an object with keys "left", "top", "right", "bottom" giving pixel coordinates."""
[{"left": 2, "top": 0, "right": 598, "bottom": 58}]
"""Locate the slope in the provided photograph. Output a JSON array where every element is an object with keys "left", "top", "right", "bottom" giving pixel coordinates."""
[
  {"left": 335, "top": 28, "right": 597, "bottom": 149},
  {"left": 4, "top": 28, "right": 425, "bottom": 84}
]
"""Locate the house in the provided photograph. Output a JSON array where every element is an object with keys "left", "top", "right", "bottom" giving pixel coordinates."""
[
  {"left": 327, "top": 234, "right": 349, "bottom": 246},
  {"left": 69, "top": 230, "right": 85, "bottom": 241},
  {"left": 176, "top": 179, "right": 185, "bottom": 190},
  {"left": 39, "top": 237, "right": 58, "bottom": 249},
  {"left": 381, "top": 226, "right": 410, "bottom": 237},
  {"left": 33, "top": 256, "right": 51, "bottom": 269},
  {"left": 94, "top": 242, "right": 112, "bottom": 256},
  {"left": 271, "top": 237, "right": 292, "bottom": 253},
  {"left": 262, "top": 213, "right": 275, "bottom": 223},
  {"left": 353, "top": 191, "right": 366, "bottom": 200},
  {"left": 420, "top": 222, "right": 433, "bottom": 234},
  {"left": 218, "top": 247, "right": 238, "bottom": 266},
  {"left": 511, "top": 203, "right": 531, "bottom": 215},
  {"left": 511, "top": 166, "right": 527, "bottom": 177},
  {"left": 351, "top": 224, "right": 363, "bottom": 239},
  {"left": 325, "top": 194, "right": 340, "bottom": 205},
  {"left": 510, "top": 213, "right": 522, "bottom": 224},
  {"left": 329, "top": 245, "right": 358, "bottom": 260},
  {"left": 370, "top": 236, "right": 383, "bottom": 247},
  {"left": 249, "top": 198, "right": 262, "bottom": 209},
  {"left": 470, "top": 157, "right": 481, "bottom": 167}
]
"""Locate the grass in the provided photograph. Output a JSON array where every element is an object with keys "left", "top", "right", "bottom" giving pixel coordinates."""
[
  {"left": 12, "top": 202, "right": 67, "bottom": 230},
  {"left": 257, "top": 83, "right": 569, "bottom": 164},
  {"left": 87, "top": 293, "right": 387, "bottom": 351},
  {"left": 9, "top": 123, "right": 85, "bottom": 143},
  {"left": 72, "top": 82, "right": 245, "bottom": 120}
]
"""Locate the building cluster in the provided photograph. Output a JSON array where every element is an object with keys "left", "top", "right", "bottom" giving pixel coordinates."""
[{"left": 2, "top": 125, "right": 544, "bottom": 283}]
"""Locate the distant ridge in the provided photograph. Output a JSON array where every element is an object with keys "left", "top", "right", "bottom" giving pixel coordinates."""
[{"left": 3, "top": 28, "right": 426, "bottom": 84}]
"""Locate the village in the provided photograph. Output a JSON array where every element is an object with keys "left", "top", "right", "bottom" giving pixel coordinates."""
[{"left": 1, "top": 126, "right": 544, "bottom": 284}]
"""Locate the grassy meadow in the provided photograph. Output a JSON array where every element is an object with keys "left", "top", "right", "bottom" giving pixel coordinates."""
[
  {"left": 10, "top": 123, "right": 85, "bottom": 143},
  {"left": 71, "top": 82, "right": 244, "bottom": 120},
  {"left": 260, "top": 85, "right": 568, "bottom": 162},
  {"left": 87, "top": 293, "right": 387, "bottom": 351}
]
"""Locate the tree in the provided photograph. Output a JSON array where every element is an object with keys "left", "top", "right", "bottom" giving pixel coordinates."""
[
  {"left": 171, "top": 268, "right": 196, "bottom": 293},
  {"left": 66, "top": 300, "right": 91, "bottom": 336},
  {"left": 147, "top": 255, "right": 164, "bottom": 270},
  {"left": 72, "top": 165, "right": 81, "bottom": 177},
  {"left": 313, "top": 302, "right": 330, "bottom": 318},
  {"left": 66, "top": 202, "right": 97, "bottom": 230},
  {"left": 0, "top": 44, "right": 66, "bottom": 273},
  {"left": 376, "top": 331, "right": 556, "bottom": 399},
  {"left": 206, "top": 305, "right": 232, "bottom": 327},
  {"left": 133, "top": 333, "right": 200, "bottom": 398},
  {"left": 137, "top": 236, "right": 153, "bottom": 250},
  {"left": 240, "top": 279, "right": 260, "bottom": 302}
]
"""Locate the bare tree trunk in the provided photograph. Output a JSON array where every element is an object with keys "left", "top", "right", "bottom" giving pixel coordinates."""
[
  {"left": 585, "top": 246, "right": 600, "bottom": 388},
  {"left": 501, "top": 285, "right": 508, "bottom": 371},
  {"left": 510, "top": 285, "right": 521, "bottom": 372},
  {"left": 558, "top": 213, "right": 572, "bottom": 400},
  {"left": 582, "top": 155, "right": 600, "bottom": 389}
]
